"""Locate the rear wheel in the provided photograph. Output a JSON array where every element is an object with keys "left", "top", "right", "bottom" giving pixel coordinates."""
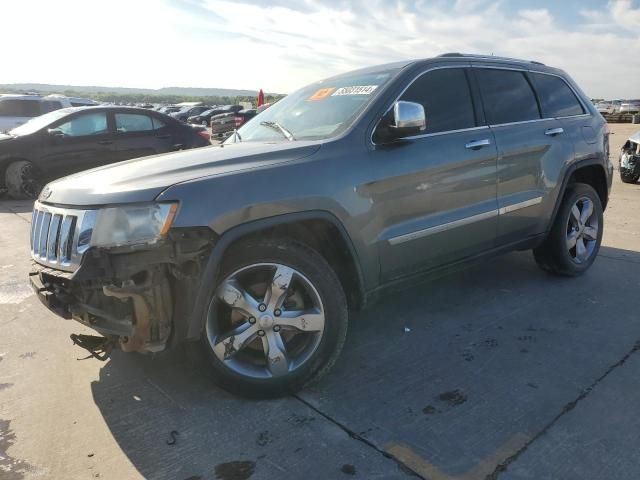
[
  {"left": 201, "top": 239, "right": 348, "bottom": 398},
  {"left": 533, "top": 183, "right": 603, "bottom": 276},
  {"left": 5, "top": 160, "right": 43, "bottom": 199}
]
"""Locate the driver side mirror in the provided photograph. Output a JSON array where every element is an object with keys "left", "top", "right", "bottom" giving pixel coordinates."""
[
  {"left": 47, "top": 128, "right": 65, "bottom": 138},
  {"left": 375, "top": 101, "right": 426, "bottom": 143}
]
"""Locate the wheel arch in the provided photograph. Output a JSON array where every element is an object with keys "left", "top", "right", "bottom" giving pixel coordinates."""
[
  {"left": 547, "top": 159, "right": 609, "bottom": 233},
  {"left": 185, "top": 210, "right": 366, "bottom": 341}
]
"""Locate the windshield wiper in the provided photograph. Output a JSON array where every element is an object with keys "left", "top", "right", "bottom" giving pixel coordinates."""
[{"left": 259, "top": 121, "right": 295, "bottom": 141}]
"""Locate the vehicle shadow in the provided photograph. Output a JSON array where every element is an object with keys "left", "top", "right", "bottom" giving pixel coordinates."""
[
  {"left": 0, "top": 199, "right": 34, "bottom": 215},
  {"left": 91, "top": 246, "right": 640, "bottom": 479}
]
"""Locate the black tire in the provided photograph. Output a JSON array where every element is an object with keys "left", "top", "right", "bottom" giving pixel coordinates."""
[
  {"left": 533, "top": 183, "right": 603, "bottom": 276},
  {"left": 620, "top": 171, "right": 639, "bottom": 184},
  {"left": 5, "top": 160, "right": 42, "bottom": 199},
  {"left": 200, "top": 238, "right": 348, "bottom": 398}
]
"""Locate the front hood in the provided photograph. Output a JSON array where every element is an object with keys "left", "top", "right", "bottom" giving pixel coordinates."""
[{"left": 44, "top": 141, "right": 321, "bottom": 206}]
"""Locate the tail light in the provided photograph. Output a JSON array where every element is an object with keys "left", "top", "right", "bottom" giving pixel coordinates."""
[
  {"left": 234, "top": 116, "right": 244, "bottom": 128},
  {"left": 197, "top": 129, "right": 210, "bottom": 141}
]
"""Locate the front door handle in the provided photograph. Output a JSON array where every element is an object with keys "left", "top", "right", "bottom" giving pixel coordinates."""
[
  {"left": 545, "top": 127, "right": 564, "bottom": 136},
  {"left": 97, "top": 140, "right": 113, "bottom": 145},
  {"left": 465, "top": 139, "right": 491, "bottom": 150}
]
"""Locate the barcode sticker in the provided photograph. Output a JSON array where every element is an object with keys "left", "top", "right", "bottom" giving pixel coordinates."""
[{"left": 331, "top": 85, "right": 378, "bottom": 96}]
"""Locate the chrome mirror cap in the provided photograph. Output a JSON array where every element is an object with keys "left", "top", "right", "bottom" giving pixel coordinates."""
[{"left": 392, "top": 101, "right": 426, "bottom": 131}]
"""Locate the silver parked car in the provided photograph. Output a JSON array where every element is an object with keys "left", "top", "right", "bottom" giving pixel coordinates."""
[{"left": 619, "top": 100, "right": 640, "bottom": 114}]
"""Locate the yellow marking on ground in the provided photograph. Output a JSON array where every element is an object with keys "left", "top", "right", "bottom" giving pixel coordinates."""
[{"left": 385, "top": 432, "right": 530, "bottom": 480}]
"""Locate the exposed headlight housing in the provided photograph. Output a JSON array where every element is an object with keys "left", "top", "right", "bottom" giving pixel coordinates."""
[{"left": 80, "top": 203, "right": 178, "bottom": 249}]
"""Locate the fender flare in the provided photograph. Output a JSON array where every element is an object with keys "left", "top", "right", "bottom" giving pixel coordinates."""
[
  {"left": 185, "top": 210, "right": 365, "bottom": 340},
  {"left": 547, "top": 158, "right": 609, "bottom": 233}
]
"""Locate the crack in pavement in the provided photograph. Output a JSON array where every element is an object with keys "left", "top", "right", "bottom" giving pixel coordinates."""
[
  {"left": 293, "top": 394, "right": 421, "bottom": 478},
  {"left": 486, "top": 339, "right": 640, "bottom": 479},
  {"left": 294, "top": 340, "right": 640, "bottom": 480},
  {"left": 597, "top": 253, "right": 640, "bottom": 265}
]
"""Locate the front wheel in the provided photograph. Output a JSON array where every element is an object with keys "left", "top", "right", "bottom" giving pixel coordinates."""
[
  {"left": 201, "top": 239, "right": 348, "bottom": 398},
  {"left": 5, "top": 160, "right": 43, "bottom": 199},
  {"left": 533, "top": 183, "right": 603, "bottom": 276},
  {"left": 201, "top": 120, "right": 208, "bottom": 126},
  {"left": 620, "top": 171, "right": 639, "bottom": 184}
]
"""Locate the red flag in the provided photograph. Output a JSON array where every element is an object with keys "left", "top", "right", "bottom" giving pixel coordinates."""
[{"left": 257, "top": 89, "right": 265, "bottom": 107}]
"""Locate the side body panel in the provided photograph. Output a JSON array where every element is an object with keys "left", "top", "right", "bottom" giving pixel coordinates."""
[{"left": 368, "top": 129, "right": 498, "bottom": 281}]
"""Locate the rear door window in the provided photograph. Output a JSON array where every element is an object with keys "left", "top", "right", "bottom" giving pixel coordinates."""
[
  {"left": 400, "top": 68, "right": 476, "bottom": 134},
  {"left": 475, "top": 69, "right": 540, "bottom": 125},
  {"left": 529, "top": 73, "right": 585, "bottom": 118},
  {"left": 115, "top": 113, "right": 154, "bottom": 133},
  {"left": 0, "top": 99, "right": 42, "bottom": 117}
]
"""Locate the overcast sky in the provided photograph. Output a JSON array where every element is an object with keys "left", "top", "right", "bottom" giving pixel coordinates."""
[{"left": 2, "top": 0, "right": 639, "bottom": 98}]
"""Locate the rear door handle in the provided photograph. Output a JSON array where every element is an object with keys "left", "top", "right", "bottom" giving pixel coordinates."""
[
  {"left": 545, "top": 127, "right": 564, "bottom": 136},
  {"left": 97, "top": 140, "right": 113, "bottom": 145},
  {"left": 157, "top": 134, "right": 171, "bottom": 139},
  {"left": 465, "top": 139, "right": 491, "bottom": 150}
]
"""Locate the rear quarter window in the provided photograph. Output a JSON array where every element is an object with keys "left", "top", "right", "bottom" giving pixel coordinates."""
[
  {"left": 475, "top": 69, "right": 540, "bottom": 125},
  {"left": 40, "top": 100, "right": 63, "bottom": 114},
  {"left": 529, "top": 72, "right": 585, "bottom": 118}
]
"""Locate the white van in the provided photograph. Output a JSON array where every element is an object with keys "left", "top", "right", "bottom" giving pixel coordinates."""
[{"left": 0, "top": 95, "right": 98, "bottom": 132}]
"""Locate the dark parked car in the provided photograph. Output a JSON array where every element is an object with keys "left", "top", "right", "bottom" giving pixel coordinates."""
[
  {"left": 210, "top": 109, "right": 257, "bottom": 139},
  {"left": 29, "top": 54, "right": 612, "bottom": 398},
  {"left": 0, "top": 106, "right": 210, "bottom": 198},
  {"left": 158, "top": 106, "right": 181, "bottom": 115},
  {"left": 171, "top": 106, "right": 211, "bottom": 123},
  {"left": 188, "top": 105, "right": 244, "bottom": 126}
]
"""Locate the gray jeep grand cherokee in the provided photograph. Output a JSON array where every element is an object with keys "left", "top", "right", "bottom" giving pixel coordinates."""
[{"left": 29, "top": 54, "right": 613, "bottom": 397}]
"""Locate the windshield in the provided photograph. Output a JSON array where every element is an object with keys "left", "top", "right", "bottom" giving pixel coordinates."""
[
  {"left": 225, "top": 69, "right": 397, "bottom": 143},
  {"left": 10, "top": 108, "right": 75, "bottom": 136}
]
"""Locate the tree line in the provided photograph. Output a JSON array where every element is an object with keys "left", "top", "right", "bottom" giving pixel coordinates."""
[{"left": 4, "top": 88, "right": 284, "bottom": 106}]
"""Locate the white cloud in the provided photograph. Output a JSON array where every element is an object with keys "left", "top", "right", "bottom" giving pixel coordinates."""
[{"left": 0, "top": 0, "right": 638, "bottom": 99}]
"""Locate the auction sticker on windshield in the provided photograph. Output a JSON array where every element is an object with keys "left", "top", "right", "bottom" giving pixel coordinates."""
[
  {"left": 332, "top": 85, "right": 378, "bottom": 96},
  {"left": 308, "top": 88, "right": 336, "bottom": 101}
]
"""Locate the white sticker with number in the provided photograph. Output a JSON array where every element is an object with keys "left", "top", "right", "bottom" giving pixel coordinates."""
[{"left": 332, "top": 85, "right": 378, "bottom": 96}]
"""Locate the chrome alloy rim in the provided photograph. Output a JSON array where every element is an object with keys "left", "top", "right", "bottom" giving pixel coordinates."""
[
  {"left": 566, "top": 196, "right": 599, "bottom": 264},
  {"left": 206, "top": 263, "right": 325, "bottom": 379}
]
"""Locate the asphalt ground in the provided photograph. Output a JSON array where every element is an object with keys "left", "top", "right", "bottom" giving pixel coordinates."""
[{"left": 1, "top": 123, "right": 639, "bottom": 480}]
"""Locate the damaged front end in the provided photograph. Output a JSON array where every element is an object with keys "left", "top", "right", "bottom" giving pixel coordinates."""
[
  {"left": 29, "top": 201, "right": 215, "bottom": 358},
  {"left": 620, "top": 131, "right": 640, "bottom": 180}
]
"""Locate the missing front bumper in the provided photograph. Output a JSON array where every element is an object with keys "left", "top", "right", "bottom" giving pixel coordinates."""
[{"left": 30, "top": 263, "right": 174, "bottom": 354}]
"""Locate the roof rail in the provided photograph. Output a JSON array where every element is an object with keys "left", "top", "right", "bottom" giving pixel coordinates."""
[{"left": 437, "top": 52, "right": 545, "bottom": 66}]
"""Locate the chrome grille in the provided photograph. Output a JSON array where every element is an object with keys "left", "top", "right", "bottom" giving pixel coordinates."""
[{"left": 30, "top": 201, "right": 94, "bottom": 272}]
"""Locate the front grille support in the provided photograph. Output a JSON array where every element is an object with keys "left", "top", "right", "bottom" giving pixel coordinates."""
[{"left": 30, "top": 201, "right": 93, "bottom": 272}]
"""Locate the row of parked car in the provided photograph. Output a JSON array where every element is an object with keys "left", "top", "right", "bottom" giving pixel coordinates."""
[
  {"left": 0, "top": 93, "right": 275, "bottom": 198},
  {"left": 593, "top": 100, "right": 640, "bottom": 115}
]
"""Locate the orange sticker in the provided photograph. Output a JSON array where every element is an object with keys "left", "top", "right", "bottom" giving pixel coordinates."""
[{"left": 308, "top": 88, "right": 335, "bottom": 101}]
